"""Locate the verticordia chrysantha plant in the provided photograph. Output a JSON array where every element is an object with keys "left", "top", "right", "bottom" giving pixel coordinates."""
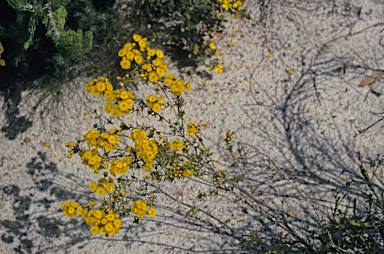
[{"left": 61, "top": 33, "right": 233, "bottom": 237}]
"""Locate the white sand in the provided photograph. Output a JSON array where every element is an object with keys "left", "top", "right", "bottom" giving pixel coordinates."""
[{"left": 1, "top": 0, "right": 384, "bottom": 253}]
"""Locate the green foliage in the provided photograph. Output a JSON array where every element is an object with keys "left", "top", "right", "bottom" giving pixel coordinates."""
[
  {"left": 2, "top": 0, "right": 92, "bottom": 68},
  {"left": 53, "top": 29, "right": 93, "bottom": 57},
  {"left": 124, "top": 0, "right": 250, "bottom": 70}
]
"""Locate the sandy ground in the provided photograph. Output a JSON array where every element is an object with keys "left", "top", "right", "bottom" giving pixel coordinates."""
[{"left": 1, "top": 0, "right": 384, "bottom": 253}]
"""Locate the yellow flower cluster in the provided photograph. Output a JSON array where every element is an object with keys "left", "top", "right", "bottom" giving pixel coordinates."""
[
  {"left": 83, "top": 209, "right": 122, "bottom": 236},
  {"left": 218, "top": 0, "right": 243, "bottom": 11},
  {"left": 171, "top": 79, "right": 186, "bottom": 96},
  {"left": 165, "top": 159, "right": 197, "bottom": 179},
  {"left": 0, "top": 41, "right": 5, "bottom": 67},
  {"left": 168, "top": 139, "right": 183, "bottom": 151},
  {"left": 81, "top": 150, "right": 102, "bottom": 171},
  {"left": 118, "top": 34, "right": 169, "bottom": 83},
  {"left": 79, "top": 129, "right": 124, "bottom": 174},
  {"left": 215, "top": 64, "right": 223, "bottom": 73},
  {"left": 84, "top": 129, "right": 121, "bottom": 151},
  {"left": 163, "top": 74, "right": 191, "bottom": 95},
  {"left": 86, "top": 34, "right": 192, "bottom": 118},
  {"left": 131, "top": 129, "right": 158, "bottom": 172},
  {"left": 87, "top": 76, "right": 136, "bottom": 118},
  {"left": 61, "top": 201, "right": 83, "bottom": 218},
  {"left": 86, "top": 77, "right": 113, "bottom": 96},
  {"left": 89, "top": 178, "right": 115, "bottom": 197},
  {"left": 110, "top": 159, "right": 129, "bottom": 176},
  {"left": 131, "top": 200, "right": 156, "bottom": 218},
  {"left": 187, "top": 122, "right": 198, "bottom": 137},
  {"left": 183, "top": 168, "right": 195, "bottom": 177},
  {"left": 224, "top": 130, "right": 235, "bottom": 141},
  {"left": 105, "top": 89, "right": 135, "bottom": 118},
  {"left": 146, "top": 95, "right": 165, "bottom": 113}
]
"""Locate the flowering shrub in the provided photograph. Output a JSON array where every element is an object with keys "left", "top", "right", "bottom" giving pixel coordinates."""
[
  {"left": 124, "top": 0, "right": 250, "bottom": 72},
  {"left": 61, "top": 33, "right": 228, "bottom": 237}
]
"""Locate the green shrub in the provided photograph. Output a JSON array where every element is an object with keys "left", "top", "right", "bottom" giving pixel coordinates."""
[{"left": 0, "top": 0, "right": 93, "bottom": 70}]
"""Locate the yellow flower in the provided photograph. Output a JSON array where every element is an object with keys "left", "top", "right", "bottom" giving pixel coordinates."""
[
  {"left": 86, "top": 201, "right": 98, "bottom": 207},
  {"left": 187, "top": 125, "right": 197, "bottom": 137},
  {"left": 68, "top": 201, "right": 77, "bottom": 208},
  {"left": 152, "top": 57, "right": 162, "bottom": 66},
  {"left": 209, "top": 42, "right": 216, "bottom": 50},
  {"left": 107, "top": 185, "right": 114, "bottom": 192},
  {"left": 76, "top": 206, "right": 83, "bottom": 215},
  {"left": 120, "top": 91, "right": 129, "bottom": 99},
  {"left": 158, "top": 97, "right": 164, "bottom": 104},
  {"left": 104, "top": 103, "right": 112, "bottom": 113},
  {"left": 148, "top": 207, "right": 156, "bottom": 217},
  {"left": 120, "top": 58, "right": 131, "bottom": 69},
  {"left": 96, "top": 186, "right": 107, "bottom": 196},
  {"left": 215, "top": 64, "right": 223, "bottom": 73},
  {"left": 96, "top": 82, "right": 105, "bottom": 92},
  {"left": 148, "top": 72, "right": 159, "bottom": 82},
  {"left": 156, "top": 67, "right": 165, "bottom": 77},
  {"left": 171, "top": 79, "right": 185, "bottom": 96},
  {"left": 186, "top": 81, "right": 191, "bottom": 92},
  {"left": 124, "top": 43, "right": 133, "bottom": 51},
  {"left": 113, "top": 219, "right": 122, "bottom": 228},
  {"left": 101, "top": 217, "right": 108, "bottom": 225},
  {"left": 118, "top": 48, "right": 127, "bottom": 57},
  {"left": 110, "top": 108, "right": 122, "bottom": 118},
  {"left": 94, "top": 209, "right": 104, "bottom": 220},
  {"left": 82, "top": 207, "right": 88, "bottom": 218},
  {"left": 0, "top": 42, "right": 4, "bottom": 54},
  {"left": 133, "top": 34, "right": 142, "bottom": 42},
  {"left": 107, "top": 135, "right": 117, "bottom": 144},
  {"left": 105, "top": 222, "right": 114, "bottom": 232},
  {"left": 138, "top": 38, "right": 147, "bottom": 48},
  {"left": 127, "top": 91, "right": 135, "bottom": 99},
  {"left": 153, "top": 103, "right": 161, "bottom": 113},
  {"left": 89, "top": 182, "right": 98, "bottom": 192},
  {"left": 134, "top": 55, "right": 144, "bottom": 65},
  {"left": 104, "top": 214, "right": 113, "bottom": 222},
  {"left": 159, "top": 63, "right": 169, "bottom": 72},
  {"left": 68, "top": 207, "right": 75, "bottom": 214},
  {"left": 142, "top": 63, "right": 149, "bottom": 70},
  {"left": 118, "top": 100, "right": 131, "bottom": 112},
  {"left": 99, "top": 226, "right": 107, "bottom": 235},
  {"left": 137, "top": 210, "right": 146, "bottom": 218},
  {"left": 156, "top": 50, "right": 164, "bottom": 58},
  {"left": 126, "top": 51, "right": 135, "bottom": 61},
  {"left": 164, "top": 78, "right": 173, "bottom": 87},
  {"left": 148, "top": 49, "right": 156, "bottom": 57},
  {"left": 166, "top": 74, "right": 175, "bottom": 79},
  {"left": 0, "top": 59, "right": 6, "bottom": 67},
  {"left": 90, "top": 226, "right": 99, "bottom": 235}
]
